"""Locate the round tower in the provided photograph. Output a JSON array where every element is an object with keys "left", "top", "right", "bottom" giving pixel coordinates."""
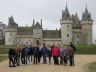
[
  {"left": 81, "top": 6, "right": 93, "bottom": 44},
  {"left": 60, "top": 5, "right": 73, "bottom": 45}
]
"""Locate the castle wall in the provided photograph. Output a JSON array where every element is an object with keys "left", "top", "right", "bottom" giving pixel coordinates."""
[
  {"left": 5, "top": 28, "right": 17, "bottom": 45},
  {"left": 73, "top": 32, "right": 82, "bottom": 44},
  {"left": 16, "top": 35, "right": 33, "bottom": 45},
  {"left": 33, "top": 29, "right": 43, "bottom": 38},
  {"left": 43, "top": 38, "right": 62, "bottom": 46},
  {"left": 5, "top": 32, "right": 12, "bottom": 45}
]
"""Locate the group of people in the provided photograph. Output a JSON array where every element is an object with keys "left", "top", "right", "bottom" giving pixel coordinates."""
[{"left": 8, "top": 42, "right": 76, "bottom": 67}]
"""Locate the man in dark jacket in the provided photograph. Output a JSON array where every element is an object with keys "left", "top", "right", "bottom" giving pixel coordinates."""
[
  {"left": 68, "top": 45, "right": 75, "bottom": 66},
  {"left": 33, "top": 45, "right": 39, "bottom": 64},
  {"left": 41, "top": 43, "right": 48, "bottom": 64},
  {"left": 28, "top": 45, "right": 33, "bottom": 63},
  {"left": 8, "top": 48, "right": 16, "bottom": 67}
]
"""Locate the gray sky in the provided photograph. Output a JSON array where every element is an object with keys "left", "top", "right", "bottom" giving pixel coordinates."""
[{"left": 0, "top": 0, "right": 96, "bottom": 43}]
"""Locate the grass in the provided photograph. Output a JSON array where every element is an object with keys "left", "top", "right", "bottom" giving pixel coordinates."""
[
  {"left": 0, "top": 56, "right": 8, "bottom": 62},
  {"left": 85, "top": 62, "right": 96, "bottom": 72},
  {"left": 0, "top": 45, "right": 17, "bottom": 54},
  {"left": 0, "top": 45, "right": 17, "bottom": 49},
  {"left": 0, "top": 48, "right": 10, "bottom": 54}
]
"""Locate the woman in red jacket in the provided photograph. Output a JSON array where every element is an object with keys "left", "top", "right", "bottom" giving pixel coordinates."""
[{"left": 52, "top": 45, "right": 60, "bottom": 65}]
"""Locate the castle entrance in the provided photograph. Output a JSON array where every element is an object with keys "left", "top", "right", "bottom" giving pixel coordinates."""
[{"left": 36, "top": 40, "right": 40, "bottom": 45}]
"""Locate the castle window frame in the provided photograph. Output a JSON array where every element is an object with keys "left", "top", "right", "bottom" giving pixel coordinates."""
[
  {"left": 77, "top": 35, "right": 79, "bottom": 38},
  {"left": 77, "top": 41, "right": 79, "bottom": 44},
  {"left": 67, "top": 25, "right": 69, "bottom": 27},
  {"left": 9, "top": 38, "right": 10, "bottom": 42},
  {"left": 67, "top": 34, "right": 69, "bottom": 37}
]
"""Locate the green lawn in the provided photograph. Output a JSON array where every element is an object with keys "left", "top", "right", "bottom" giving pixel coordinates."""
[
  {"left": 0, "top": 48, "right": 10, "bottom": 54},
  {"left": 0, "top": 56, "right": 8, "bottom": 62},
  {"left": 0, "top": 45, "right": 17, "bottom": 49},
  {"left": 85, "top": 62, "right": 96, "bottom": 72},
  {"left": 0, "top": 45, "right": 17, "bottom": 54}
]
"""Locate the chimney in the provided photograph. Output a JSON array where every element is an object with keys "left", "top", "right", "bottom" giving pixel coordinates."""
[
  {"left": 33, "top": 19, "right": 35, "bottom": 25},
  {"left": 41, "top": 19, "right": 42, "bottom": 27}
]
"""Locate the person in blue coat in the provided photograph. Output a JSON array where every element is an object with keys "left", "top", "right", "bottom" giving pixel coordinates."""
[
  {"left": 41, "top": 43, "right": 48, "bottom": 64},
  {"left": 33, "top": 45, "right": 39, "bottom": 64},
  {"left": 24, "top": 46, "right": 29, "bottom": 64}
]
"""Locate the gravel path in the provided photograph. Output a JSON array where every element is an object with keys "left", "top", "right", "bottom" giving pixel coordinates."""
[{"left": 0, "top": 55, "right": 96, "bottom": 72}]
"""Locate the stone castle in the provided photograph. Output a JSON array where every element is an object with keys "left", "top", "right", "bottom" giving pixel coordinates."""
[{"left": 5, "top": 5, "right": 93, "bottom": 45}]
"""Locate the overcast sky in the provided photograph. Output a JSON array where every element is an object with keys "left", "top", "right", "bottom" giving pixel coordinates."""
[{"left": 0, "top": 0, "right": 96, "bottom": 43}]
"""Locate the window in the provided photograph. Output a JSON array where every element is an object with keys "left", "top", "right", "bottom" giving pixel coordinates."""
[
  {"left": 67, "top": 34, "right": 69, "bottom": 37},
  {"left": 67, "top": 25, "right": 69, "bottom": 27},
  {"left": 77, "top": 41, "right": 79, "bottom": 44},
  {"left": 77, "top": 35, "right": 79, "bottom": 38},
  {"left": 9, "top": 38, "right": 10, "bottom": 42}
]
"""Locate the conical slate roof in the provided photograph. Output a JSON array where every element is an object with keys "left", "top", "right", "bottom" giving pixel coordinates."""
[
  {"left": 82, "top": 6, "right": 92, "bottom": 21},
  {"left": 62, "top": 5, "right": 70, "bottom": 20},
  {"left": 71, "top": 13, "right": 81, "bottom": 29},
  {"left": 64, "top": 5, "right": 70, "bottom": 17}
]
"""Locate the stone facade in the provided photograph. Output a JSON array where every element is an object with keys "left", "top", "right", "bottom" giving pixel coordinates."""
[
  {"left": 5, "top": 5, "right": 93, "bottom": 45},
  {"left": 0, "top": 22, "right": 6, "bottom": 44}
]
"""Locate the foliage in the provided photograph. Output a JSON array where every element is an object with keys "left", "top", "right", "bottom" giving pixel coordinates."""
[{"left": 75, "top": 44, "right": 96, "bottom": 54}]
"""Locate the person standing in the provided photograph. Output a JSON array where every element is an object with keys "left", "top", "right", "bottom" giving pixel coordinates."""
[
  {"left": 68, "top": 45, "right": 75, "bottom": 66},
  {"left": 15, "top": 46, "right": 21, "bottom": 66},
  {"left": 60, "top": 46, "right": 63, "bottom": 65},
  {"left": 33, "top": 45, "right": 39, "bottom": 64},
  {"left": 41, "top": 43, "right": 48, "bottom": 64},
  {"left": 52, "top": 45, "right": 60, "bottom": 65},
  {"left": 24, "top": 46, "right": 29, "bottom": 64},
  {"left": 47, "top": 44, "right": 52, "bottom": 64},
  {"left": 38, "top": 45, "right": 42, "bottom": 63},
  {"left": 29, "top": 45, "right": 33, "bottom": 63},
  {"left": 21, "top": 47, "right": 25, "bottom": 64},
  {"left": 8, "top": 48, "right": 16, "bottom": 67},
  {"left": 69, "top": 42, "right": 76, "bottom": 66},
  {"left": 62, "top": 45, "right": 68, "bottom": 66}
]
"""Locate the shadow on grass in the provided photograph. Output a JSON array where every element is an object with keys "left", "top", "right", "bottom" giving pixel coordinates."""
[
  {"left": 0, "top": 56, "right": 8, "bottom": 62},
  {"left": 84, "top": 62, "right": 96, "bottom": 72}
]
